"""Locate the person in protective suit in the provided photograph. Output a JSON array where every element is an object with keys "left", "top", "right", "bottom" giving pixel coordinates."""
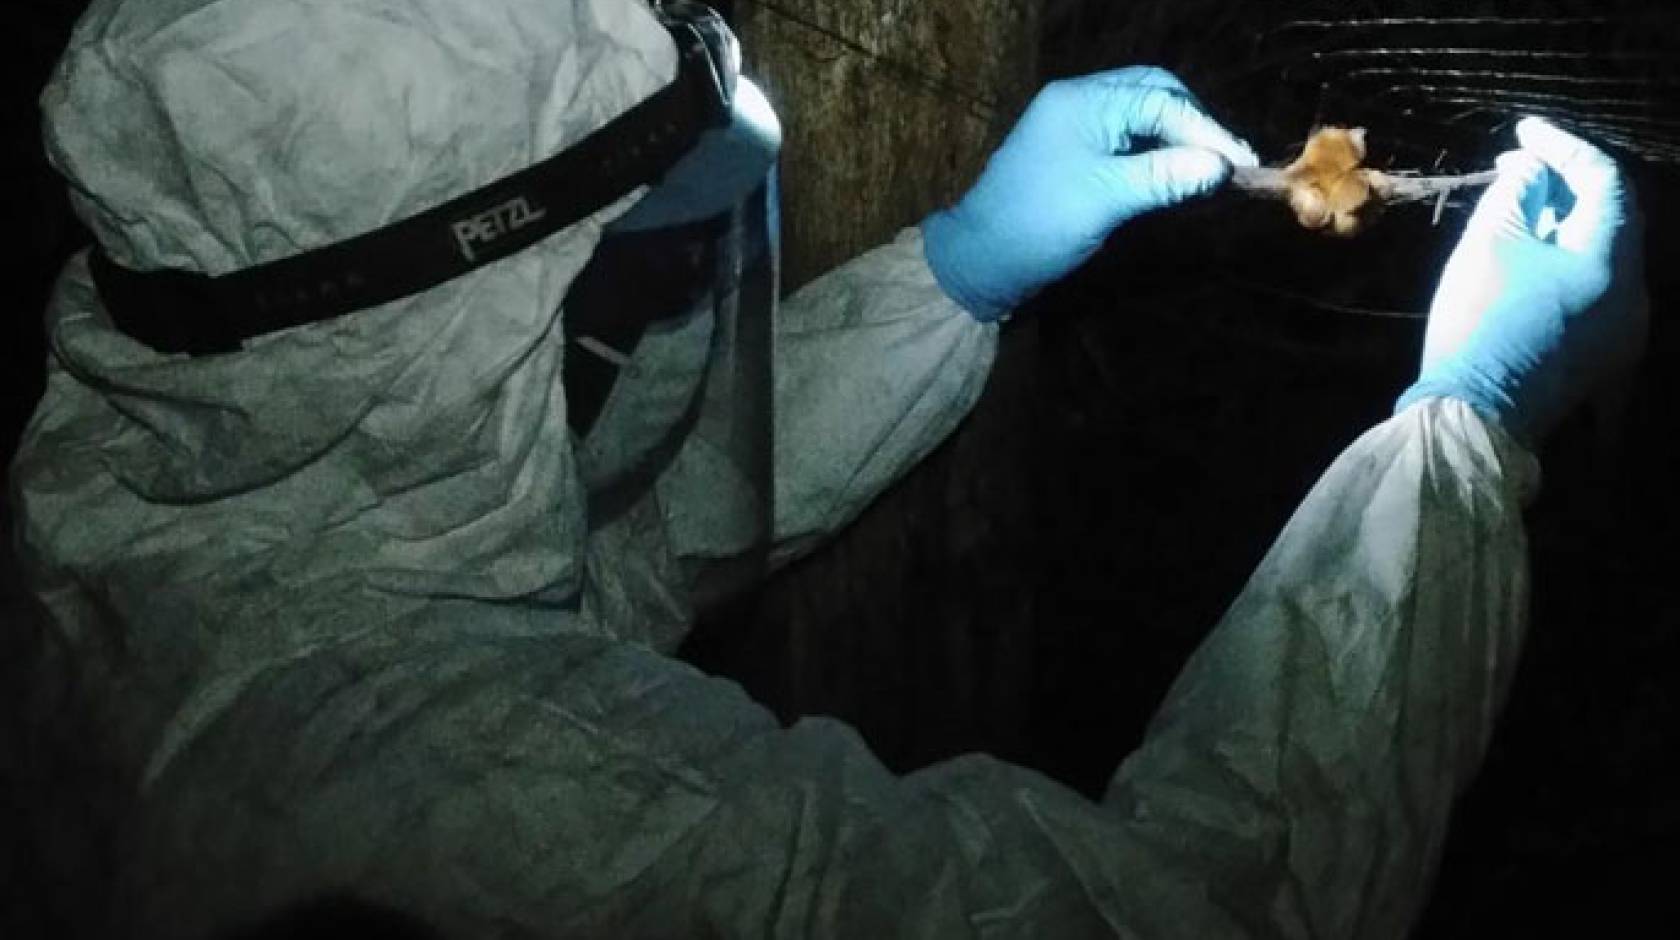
[{"left": 9, "top": 0, "right": 1647, "bottom": 937}]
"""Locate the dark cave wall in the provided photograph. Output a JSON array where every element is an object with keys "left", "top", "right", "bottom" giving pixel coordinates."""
[{"left": 736, "top": 0, "right": 1040, "bottom": 291}]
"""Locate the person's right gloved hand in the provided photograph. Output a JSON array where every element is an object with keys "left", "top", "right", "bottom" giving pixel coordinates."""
[
  {"left": 1395, "top": 117, "right": 1648, "bottom": 449},
  {"left": 921, "top": 67, "right": 1257, "bottom": 322}
]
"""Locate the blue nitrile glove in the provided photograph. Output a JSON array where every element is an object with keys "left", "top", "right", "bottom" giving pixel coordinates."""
[
  {"left": 921, "top": 67, "right": 1260, "bottom": 322},
  {"left": 1396, "top": 117, "right": 1648, "bottom": 448}
]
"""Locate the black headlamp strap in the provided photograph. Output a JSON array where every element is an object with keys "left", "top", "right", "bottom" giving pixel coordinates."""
[{"left": 91, "top": 20, "right": 731, "bottom": 357}]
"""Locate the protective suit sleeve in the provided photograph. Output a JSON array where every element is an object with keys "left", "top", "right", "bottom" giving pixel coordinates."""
[
  {"left": 770, "top": 227, "right": 999, "bottom": 566},
  {"left": 127, "top": 396, "right": 1536, "bottom": 939},
  {"left": 1100, "top": 394, "right": 1537, "bottom": 937}
]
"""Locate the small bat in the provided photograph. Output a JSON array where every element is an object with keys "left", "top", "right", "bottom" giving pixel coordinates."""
[
  {"left": 1229, "top": 128, "right": 1497, "bottom": 236},
  {"left": 1281, "top": 127, "right": 1392, "bottom": 237}
]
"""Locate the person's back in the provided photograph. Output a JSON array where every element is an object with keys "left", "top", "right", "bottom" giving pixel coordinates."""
[{"left": 10, "top": 1, "right": 1646, "bottom": 937}]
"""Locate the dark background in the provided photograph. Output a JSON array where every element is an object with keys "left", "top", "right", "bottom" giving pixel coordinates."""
[{"left": 6, "top": 0, "right": 1677, "bottom": 936}]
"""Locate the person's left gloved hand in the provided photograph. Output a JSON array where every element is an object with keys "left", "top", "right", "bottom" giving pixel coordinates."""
[
  {"left": 1395, "top": 117, "right": 1648, "bottom": 449},
  {"left": 921, "top": 66, "right": 1259, "bottom": 322}
]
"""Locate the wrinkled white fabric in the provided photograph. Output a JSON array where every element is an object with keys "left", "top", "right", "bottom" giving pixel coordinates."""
[{"left": 13, "top": 0, "right": 1537, "bottom": 937}]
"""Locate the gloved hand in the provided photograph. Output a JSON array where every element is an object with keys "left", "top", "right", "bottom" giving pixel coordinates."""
[
  {"left": 921, "top": 67, "right": 1259, "bottom": 322},
  {"left": 1396, "top": 117, "right": 1648, "bottom": 448}
]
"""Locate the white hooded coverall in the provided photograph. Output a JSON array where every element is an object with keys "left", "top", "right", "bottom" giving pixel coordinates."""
[{"left": 10, "top": 1, "right": 1537, "bottom": 936}]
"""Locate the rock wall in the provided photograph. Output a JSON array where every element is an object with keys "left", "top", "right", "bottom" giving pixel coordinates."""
[{"left": 736, "top": 0, "right": 1038, "bottom": 288}]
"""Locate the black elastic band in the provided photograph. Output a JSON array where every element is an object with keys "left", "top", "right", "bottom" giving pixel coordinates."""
[
  {"left": 562, "top": 212, "right": 730, "bottom": 436},
  {"left": 92, "top": 34, "right": 727, "bottom": 356}
]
